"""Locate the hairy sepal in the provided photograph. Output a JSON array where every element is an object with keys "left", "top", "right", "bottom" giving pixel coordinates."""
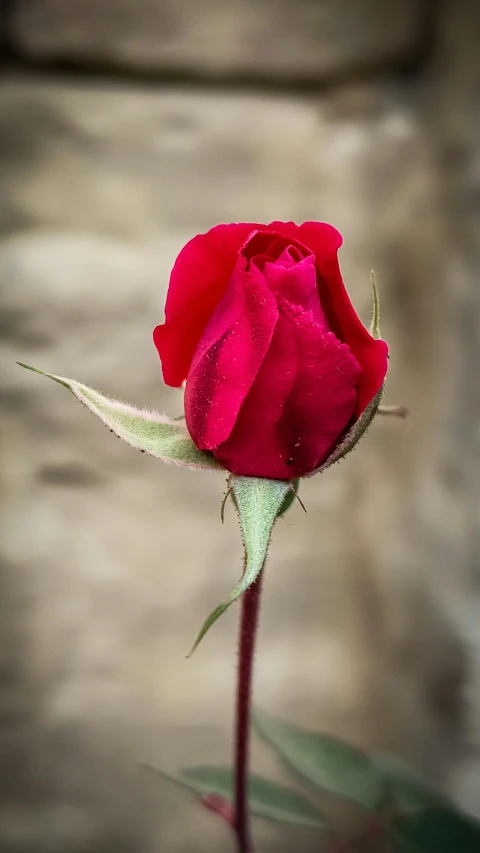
[
  {"left": 307, "top": 386, "right": 384, "bottom": 477},
  {"left": 189, "top": 476, "right": 290, "bottom": 654},
  {"left": 18, "top": 363, "right": 223, "bottom": 471}
]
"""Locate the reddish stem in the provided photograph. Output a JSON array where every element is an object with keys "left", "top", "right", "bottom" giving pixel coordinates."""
[{"left": 234, "top": 572, "right": 264, "bottom": 853}]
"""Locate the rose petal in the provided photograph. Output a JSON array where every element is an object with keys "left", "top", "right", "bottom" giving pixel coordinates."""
[
  {"left": 297, "top": 221, "right": 388, "bottom": 414},
  {"left": 155, "top": 220, "right": 388, "bottom": 426},
  {"left": 154, "top": 223, "right": 260, "bottom": 386},
  {"left": 184, "top": 256, "right": 278, "bottom": 449},
  {"left": 214, "top": 299, "right": 361, "bottom": 479},
  {"left": 259, "top": 249, "right": 330, "bottom": 324}
]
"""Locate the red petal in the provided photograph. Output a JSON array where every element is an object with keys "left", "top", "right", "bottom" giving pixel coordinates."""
[
  {"left": 154, "top": 223, "right": 260, "bottom": 386},
  {"left": 184, "top": 257, "right": 278, "bottom": 449},
  {"left": 297, "top": 222, "right": 388, "bottom": 414},
  {"left": 267, "top": 220, "right": 300, "bottom": 237},
  {"left": 214, "top": 300, "right": 361, "bottom": 479}
]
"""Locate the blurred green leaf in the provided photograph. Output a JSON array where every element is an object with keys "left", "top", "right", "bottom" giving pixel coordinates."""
[
  {"left": 372, "top": 752, "right": 447, "bottom": 813},
  {"left": 390, "top": 806, "right": 480, "bottom": 853},
  {"left": 254, "top": 709, "right": 385, "bottom": 811},
  {"left": 177, "top": 765, "right": 329, "bottom": 827},
  {"left": 18, "top": 363, "right": 222, "bottom": 471},
  {"left": 189, "top": 476, "right": 290, "bottom": 654}
]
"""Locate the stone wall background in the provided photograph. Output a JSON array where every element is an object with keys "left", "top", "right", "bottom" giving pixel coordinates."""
[{"left": 0, "top": 1, "right": 479, "bottom": 851}]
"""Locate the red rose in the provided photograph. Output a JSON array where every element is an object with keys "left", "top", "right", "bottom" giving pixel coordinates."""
[{"left": 154, "top": 221, "right": 388, "bottom": 480}]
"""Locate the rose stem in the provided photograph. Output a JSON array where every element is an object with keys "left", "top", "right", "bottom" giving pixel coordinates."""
[{"left": 234, "top": 570, "right": 264, "bottom": 853}]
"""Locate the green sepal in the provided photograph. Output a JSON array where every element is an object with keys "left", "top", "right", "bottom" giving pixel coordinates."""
[
  {"left": 370, "top": 270, "right": 381, "bottom": 339},
  {"left": 189, "top": 476, "right": 290, "bottom": 655},
  {"left": 306, "top": 273, "right": 386, "bottom": 477},
  {"left": 307, "top": 386, "right": 383, "bottom": 477},
  {"left": 278, "top": 478, "right": 300, "bottom": 516},
  {"left": 18, "top": 363, "right": 223, "bottom": 471}
]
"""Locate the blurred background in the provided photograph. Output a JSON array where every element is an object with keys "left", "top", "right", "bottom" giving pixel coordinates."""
[{"left": 0, "top": 0, "right": 479, "bottom": 850}]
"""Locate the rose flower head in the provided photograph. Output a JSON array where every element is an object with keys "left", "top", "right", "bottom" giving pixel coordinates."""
[{"left": 154, "top": 221, "right": 388, "bottom": 480}]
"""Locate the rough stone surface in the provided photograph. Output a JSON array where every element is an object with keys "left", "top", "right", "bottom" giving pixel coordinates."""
[
  {"left": 11, "top": 0, "right": 426, "bottom": 80},
  {"left": 0, "top": 65, "right": 475, "bottom": 850},
  {"left": 427, "top": 0, "right": 480, "bottom": 816}
]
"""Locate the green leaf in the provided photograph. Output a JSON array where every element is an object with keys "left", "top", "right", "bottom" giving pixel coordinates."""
[
  {"left": 254, "top": 709, "right": 385, "bottom": 812},
  {"left": 390, "top": 806, "right": 480, "bottom": 853},
  {"left": 370, "top": 270, "right": 381, "bottom": 339},
  {"left": 177, "top": 765, "right": 329, "bottom": 827},
  {"left": 18, "top": 363, "right": 223, "bottom": 471},
  {"left": 371, "top": 752, "right": 447, "bottom": 813},
  {"left": 189, "top": 476, "right": 290, "bottom": 654}
]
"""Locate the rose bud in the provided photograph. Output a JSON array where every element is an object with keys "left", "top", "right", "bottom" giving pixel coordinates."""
[{"left": 154, "top": 222, "right": 388, "bottom": 480}]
